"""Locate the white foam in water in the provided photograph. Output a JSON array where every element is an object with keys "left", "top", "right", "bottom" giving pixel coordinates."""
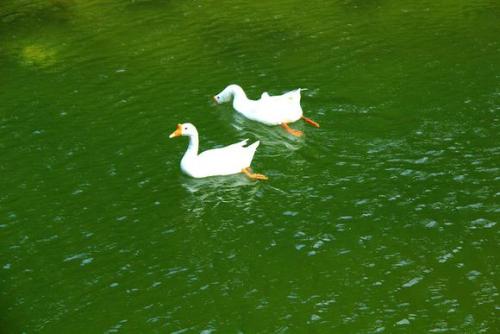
[
  {"left": 396, "top": 318, "right": 410, "bottom": 326},
  {"left": 403, "top": 277, "right": 423, "bottom": 288}
]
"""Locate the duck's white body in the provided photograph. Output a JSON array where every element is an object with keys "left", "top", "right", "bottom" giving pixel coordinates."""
[
  {"left": 169, "top": 123, "right": 260, "bottom": 178},
  {"left": 214, "top": 84, "right": 304, "bottom": 126}
]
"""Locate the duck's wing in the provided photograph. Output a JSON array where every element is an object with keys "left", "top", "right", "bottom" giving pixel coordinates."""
[
  {"left": 224, "top": 138, "right": 249, "bottom": 150},
  {"left": 259, "top": 89, "right": 303, "bottom": 110},
  {"left": 281, "top": 88, "right": 307, "bottom": 101},
  {"left": 198, "top": 139, "right": 257, "bottom": 161},
  {"left": 196, "top": 140, "right": 259, "bottom": 174}
]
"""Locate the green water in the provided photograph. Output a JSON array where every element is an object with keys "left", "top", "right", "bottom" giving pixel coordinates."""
[{"left": 1, "top": 0, "right": 499, "bottom": 332}]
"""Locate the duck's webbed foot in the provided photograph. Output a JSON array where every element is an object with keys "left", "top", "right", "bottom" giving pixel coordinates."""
[
  {"left": 281, "top": 123, "right": 303, "bottom": 137},
  {"left": 242, "top": 167, "right": 268, "bottom": 181},
  {"left": 301, "top": 116, "right": 320, "bottom": 128}
]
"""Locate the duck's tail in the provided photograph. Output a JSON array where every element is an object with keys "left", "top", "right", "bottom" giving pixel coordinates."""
[
  {"left": 245, "top": 140, "right": 260, "bottom": 162},
  {"left": 285, "top": 88, "right": 306, "bottom": 102},
  {"left": 246, "top": 140, "right": 260, "bottom": 152}
]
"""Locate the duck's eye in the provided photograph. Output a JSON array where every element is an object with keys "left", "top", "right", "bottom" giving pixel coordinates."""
[{"left": 184, "top": 127, "right": 188, "bottom": 130}]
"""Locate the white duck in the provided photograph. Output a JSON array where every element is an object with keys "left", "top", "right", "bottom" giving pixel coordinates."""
[
  {"left": 169, "top": 123, "right": 267, "bottom": 180},
  {"left": 214, "top": 84, "right": 319, "bottom": 137}
]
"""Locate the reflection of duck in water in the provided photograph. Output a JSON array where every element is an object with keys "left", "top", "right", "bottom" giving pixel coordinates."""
[
  {"left": 169, "top": 123, "right": 267, "bottom": 180},
  {"left": 180, "top": 176, "right": 261, "bottom": 221},
  {"left": 214, "top": 84, "right": 320, "bottom": 137}
]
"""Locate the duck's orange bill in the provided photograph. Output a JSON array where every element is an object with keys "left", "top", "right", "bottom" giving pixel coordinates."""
[{"left": 169, "top": 124, "right": 183, "bottom": 138}]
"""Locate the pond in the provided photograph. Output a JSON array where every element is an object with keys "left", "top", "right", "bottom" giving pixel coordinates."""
[{"left": 1, "top": 0, "right": 498, "bottom": 332}]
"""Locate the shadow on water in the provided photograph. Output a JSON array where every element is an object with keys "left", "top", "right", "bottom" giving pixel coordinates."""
[
  {"left": 181, "top": 174, "right": 258, "bottom": 196},
  {"left": 210, "top": 102, "right": 309, "bottom": 158},
  {"left": 179, "top": 174, "right": 263, "bottom": 221}
]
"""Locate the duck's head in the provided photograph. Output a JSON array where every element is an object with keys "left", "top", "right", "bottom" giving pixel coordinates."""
[
  {"left": 213, "top": 94, "right": 224, "bottom": 104},
  {"left": 213, "top": 84, "right": 241, "bottom": 104},
  {"left": 213, "top": 91, "right": 229, "bottom": 104},
  {"left": 169, "top": 123, "right": 197, "bottom": 138}
]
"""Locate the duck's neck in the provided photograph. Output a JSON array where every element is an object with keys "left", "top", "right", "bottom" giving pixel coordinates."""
[
  {"left": 228, "top": 84, "right": 250, "bottom": 107},
  {"left": 183, "top": 133, "right": 199, "bottom": 159}
]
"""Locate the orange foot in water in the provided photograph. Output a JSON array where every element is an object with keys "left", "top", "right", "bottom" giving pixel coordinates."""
[
  {"left": 242, "top": 167, "right": 268, "bottom": 181},
  {"left": 301, "top": 116, "right": 320, "bottom": 128},
  {"left": 281, "top": 123, "right": 303, "bottom": 137}
]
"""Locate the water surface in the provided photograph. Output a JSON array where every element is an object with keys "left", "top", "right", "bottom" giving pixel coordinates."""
[{"left": 1, "top": 0, "right": 499, "bottom": 332}]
